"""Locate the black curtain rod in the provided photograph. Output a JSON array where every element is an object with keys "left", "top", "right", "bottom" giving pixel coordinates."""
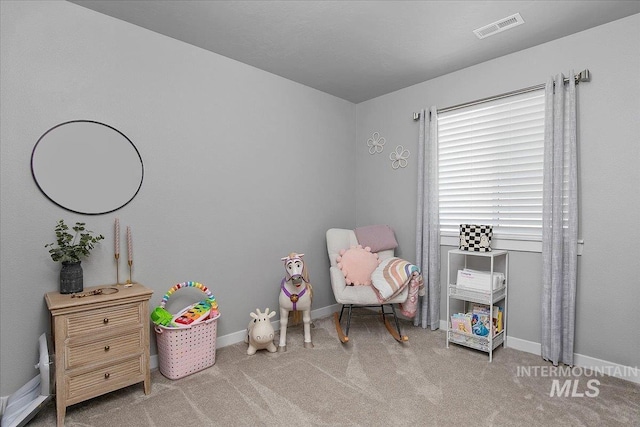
[{"left": 412, "top": 69, "right": 590, "bottom": 120}]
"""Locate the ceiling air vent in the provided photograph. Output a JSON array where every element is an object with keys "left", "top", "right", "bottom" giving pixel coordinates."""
[{"left": 474, "top": 13, "right": 524, "bottom": 39}]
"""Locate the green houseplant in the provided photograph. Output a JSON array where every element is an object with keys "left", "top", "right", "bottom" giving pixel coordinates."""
[{"left": 46, "top": 220, "right": 104, "bottom": 293}]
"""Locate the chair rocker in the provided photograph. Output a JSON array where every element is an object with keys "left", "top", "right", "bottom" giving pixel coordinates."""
[{"left": 326, "top": 228, "right": 410, "bottom": 343}]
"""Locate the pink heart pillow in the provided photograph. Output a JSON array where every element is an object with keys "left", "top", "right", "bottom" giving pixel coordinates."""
[{"left": 336, "top": 245, "right": 380, "bottom": 286}]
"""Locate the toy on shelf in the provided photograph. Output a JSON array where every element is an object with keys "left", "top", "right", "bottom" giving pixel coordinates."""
[
  {"left": 278, "top": 252, "right": 313, "bottom": 351},
  {"left": 245, "top": 308, "right": 277, "bottom": 355}
]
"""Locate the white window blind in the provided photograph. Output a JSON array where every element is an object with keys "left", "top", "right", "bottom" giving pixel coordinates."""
[{"left": 438, "top": 89, "right": 545, "bottom": 239}]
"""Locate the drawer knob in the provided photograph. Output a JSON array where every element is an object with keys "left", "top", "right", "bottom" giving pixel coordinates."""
[
  {"left": 103, "top": 318, "right": 109, "bottom": 324},
  {"left": 104, "top": 345, "right": 110, "bottom": 351},
  {"left": 104, "top": 373, "right": 110, "bottom": 379}
]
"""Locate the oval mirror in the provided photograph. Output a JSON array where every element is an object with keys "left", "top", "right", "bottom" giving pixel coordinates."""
[{"left": 31, "top": 120, "right": 144, "bottom": 215}]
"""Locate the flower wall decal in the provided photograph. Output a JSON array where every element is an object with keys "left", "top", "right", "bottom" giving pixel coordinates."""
[
  {"left": 367, "top": 132, "right": 385, "bottom": 154},
  {"left": 390, "top": 145, "right": 410, "bottom": 169}
]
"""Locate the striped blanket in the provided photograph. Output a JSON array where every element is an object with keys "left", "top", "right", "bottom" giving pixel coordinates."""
[{"left": 371, "top": 257, "right": 423, "bottom": 318}]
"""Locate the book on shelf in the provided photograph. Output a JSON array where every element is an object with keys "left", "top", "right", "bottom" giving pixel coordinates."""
[
  {"left": 493, "top": 307, "right": 503, "bottom": 333},
  {"left": 469, "top": 304, "right": 503, "bottom": 336},
  {"left": 450, "top": 313, "right": 472, "bottom": 335},
  {"left": 471, "top": 312, "right": 491, "bottom": 336}
]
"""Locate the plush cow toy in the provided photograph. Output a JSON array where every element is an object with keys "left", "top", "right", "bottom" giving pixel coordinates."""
[{"left": 245, "top": 308, "right": 277, "bottom": 355}]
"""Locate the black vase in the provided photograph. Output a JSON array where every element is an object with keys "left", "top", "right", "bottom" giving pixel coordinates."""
[{"left": 60, "top": 261, "right": 83, "bottom": 294}]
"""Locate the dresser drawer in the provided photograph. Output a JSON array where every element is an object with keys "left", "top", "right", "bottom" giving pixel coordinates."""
[
  {"left": 63, "top": 302, "right": 144, "bottom": 338},
  {"left": 65, "top": 327, "right": 143, "bottom": 370},
  {"left": 65, "top": 355, "right": 145, "bottom": 404}
]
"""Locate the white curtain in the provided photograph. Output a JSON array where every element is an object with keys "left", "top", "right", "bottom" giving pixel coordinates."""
[
  {"left": 541, "top": 72, "right": 578, "bottom": 366},
  {"left": 415, "top": 107, "right": 441, "bottom": 330}
]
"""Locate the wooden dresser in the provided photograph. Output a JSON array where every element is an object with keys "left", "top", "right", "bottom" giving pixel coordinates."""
[{"left": 45, "top": 283, "right": 153, "bottom": 427}]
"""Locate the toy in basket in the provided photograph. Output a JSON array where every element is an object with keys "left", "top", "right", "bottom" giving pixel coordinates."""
[
  {"left": 152, "top": 281, "right": 220, "bottom": 380},
  {"left": 172, "top": 300, "right": 212, "bottom": 326}
]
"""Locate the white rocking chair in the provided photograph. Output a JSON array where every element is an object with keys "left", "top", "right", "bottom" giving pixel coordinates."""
[{"left": 326, "top": 228, "right": 409, "bottom": 343}]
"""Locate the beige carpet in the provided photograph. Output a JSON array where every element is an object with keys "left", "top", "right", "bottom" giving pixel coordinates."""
[{"left": 28, "top": 314, "right": 639, "bottom": 426}]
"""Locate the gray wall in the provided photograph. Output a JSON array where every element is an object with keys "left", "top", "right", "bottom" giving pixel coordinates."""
[
  {"left": 0, "top": 1, "right": 355, "bottom": 395},
  {"left": 356, "top": 14, "right": 640, "bottom": 369},
  {"left": 2, "top": 0, "right": 638, "bottom": 397}
]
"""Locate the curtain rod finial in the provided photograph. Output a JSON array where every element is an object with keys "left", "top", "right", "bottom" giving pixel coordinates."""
[
  {"left": 576, "top": 69, "right": 590, "bottom": 83},
  {"left": 413, "top": 112, "right": 421, "bottom": 121}
]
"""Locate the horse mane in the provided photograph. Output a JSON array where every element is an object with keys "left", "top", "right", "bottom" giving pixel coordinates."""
[{"left": 302, "top": 259, "right": 310, "bottom": 283}]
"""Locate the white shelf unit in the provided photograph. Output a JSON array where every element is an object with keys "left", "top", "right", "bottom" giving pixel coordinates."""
[{"left": 446, "top": 249, "right": 508, "bottom": 362}]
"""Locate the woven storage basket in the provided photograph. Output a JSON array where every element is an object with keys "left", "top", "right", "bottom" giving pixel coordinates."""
[{"left": 154, "top": 281, "right": 220, "bottom": 380}]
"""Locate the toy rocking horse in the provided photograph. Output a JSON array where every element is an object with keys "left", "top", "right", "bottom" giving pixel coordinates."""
[{"left": 278, "top": 252, "right": 313, "bottom": 351}]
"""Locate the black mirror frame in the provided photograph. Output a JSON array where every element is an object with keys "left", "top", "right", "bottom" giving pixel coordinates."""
[{"left": 30, "top": 120, "right": 144, "bottom": 215}]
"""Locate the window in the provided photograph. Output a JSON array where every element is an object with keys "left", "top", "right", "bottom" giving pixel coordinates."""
[{"left": 438, "top": 90, "right": 545, "bottom": 242}]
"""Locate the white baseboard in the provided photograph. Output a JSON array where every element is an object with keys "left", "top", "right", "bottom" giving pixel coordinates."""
[
  {"left": 572, "top": 353, "right": 640, "bottom": 384},
  {"left": 150, "top": 304, "right": 341, "bottom": 371},
  {"left": 508, "top": 336, "right": 640, "bottom": 384},
  {"left": 150, "top": 354, "right": 159, "bottom": 370},
  {"left": 505, "top": 335, "right": 541, "bottom": 355},
  {"left": 440, "top": 328, "right": 640, "bottom": 385},
  {"left": 0, "top": 395, "right": 7, "bottom": 417}
]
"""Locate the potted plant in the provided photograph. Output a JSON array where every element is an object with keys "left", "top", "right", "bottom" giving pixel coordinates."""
[{"left": 46, "top": 220, "right": 104, "bottom": 294}]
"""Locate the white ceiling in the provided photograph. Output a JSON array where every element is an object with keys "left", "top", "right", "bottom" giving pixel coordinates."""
[{"left": 69, "top": 1, "right": 640, "bottom": 103}]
